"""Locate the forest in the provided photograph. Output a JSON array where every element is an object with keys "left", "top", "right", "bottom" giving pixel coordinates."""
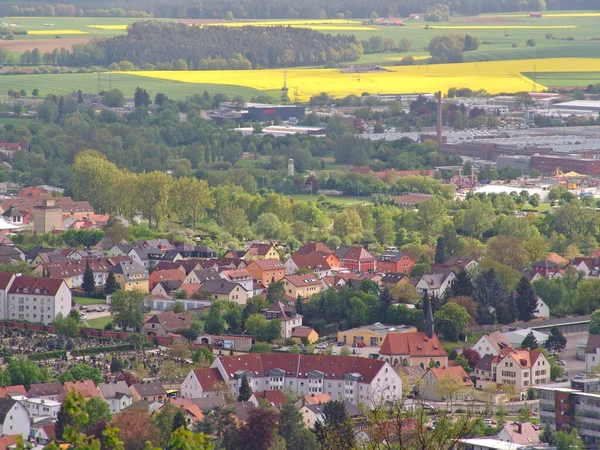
[
  {"left": 42, "top": 22, "right": 364, "bottom": 69},
  {"left": 0, "top": 0, "right": 591, "bottom": 19}
]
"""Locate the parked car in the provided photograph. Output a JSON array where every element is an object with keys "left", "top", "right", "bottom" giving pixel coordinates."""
[
  {"left": 78, "top": 305, "right": 86, "bottom": 310},
  {"left": 556, "top": 360, "right": 566, "bottom": 366},
  {"left": 337, "top": 342, "right": 344, "bottom": 346},
  {"left": 423, "top": 403, "right": 435, "bottom": 410},
  {"left": 352, "top": 342, "right": 366, "bottom": 348},
  {"left": 316, "top": 343, "right": 328, "bottom": 349},
  {"left": 96, "top": 306, "right": 105, "bottom": 312},
  {"left": 81, "top": 314, "right": 88, "bottom": 320}
]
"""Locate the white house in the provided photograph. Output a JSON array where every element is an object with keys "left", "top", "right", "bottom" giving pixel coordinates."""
[
  {"left": 585, "top": 334, "right": 600, "bottom": 372},
  {"left": 0, "top": 398, "right": 30, "bottom": 439},
  {"left": 15, "top": 396, "right": 60, "bottom": 419},
  {"left": 181, "top": 368, "right": 228, "bottom": 400},
  {"left": 534, "top": 296, "right": 550, "bottom": 319},
  {"left": 283, "top": 254, "right": 333, "bottom": 278},
  {"left": 203, "top": 353, "right": 402, "bottom": 408},
  {"left": 472, "top": 331, "right": 512, "bottom": 358},
  {"left": 98, "top": 381, "right": 133, "bottom": 414},
  {"left": 415, "top": 269, "right": 455, "bottom": 297}
]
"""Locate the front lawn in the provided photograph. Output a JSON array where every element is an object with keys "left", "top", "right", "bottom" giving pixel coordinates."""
[
  {"left": 73, "top": 296, "right": 107, "bottom": 306},
  {"left": 83, "top": 316, "right": 113, "bottom": 330}
]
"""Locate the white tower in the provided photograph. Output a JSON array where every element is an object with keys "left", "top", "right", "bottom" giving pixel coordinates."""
[{"left": 288, "top": 158, "right": 294, "bottom": 177}]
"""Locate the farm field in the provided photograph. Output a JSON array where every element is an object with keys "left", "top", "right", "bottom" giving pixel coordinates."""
[
  {"left": 521, "top": 71, "right": 600, "bottom": 87},
  {"left": 289, "top": 194, "right": 373, "bottom": 205}
]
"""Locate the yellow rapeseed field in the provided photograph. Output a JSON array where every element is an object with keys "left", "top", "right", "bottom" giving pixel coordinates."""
[
  {"left": 87, "top": 25, "right": 128, "bottom": 30},
  {"left": 119, "top": 58, "right": 600, "bottom": 101},
  {"left": 28, "top": 29, "right": 88, "bottom": 35},
  {"left": 426, "top": 25, "right": 577, "bottom": 29}
]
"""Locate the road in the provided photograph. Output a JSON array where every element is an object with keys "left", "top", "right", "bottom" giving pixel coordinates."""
[{"left": 556, "top": 331, "right": 587, "bottom": 375}]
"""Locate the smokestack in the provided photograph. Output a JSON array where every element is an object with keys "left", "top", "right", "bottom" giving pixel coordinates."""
[{"left": 436, "top": 91, "right": 442, "bottom": 148}]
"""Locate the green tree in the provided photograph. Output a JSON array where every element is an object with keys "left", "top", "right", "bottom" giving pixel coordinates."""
[
  {"left": 58, "top": 363, "right": 104, "bottom": 384},
  {"left": 55, "top": 402, "right": 75, "bottom": 441},
  {"left": 205, "top": 305, "right": 226, "bottom": 335},
  {"left": 590, "top": 309, "right": 600, "bottom": 334},
  {"left": 54, "top": 313, "right": 79, "bottom": 338},
  {"left": 172, "top": 410, "right": 187, "bottom": 432},
  {"left": 278, "top": 404, "right": 319, "bottom": 450},
  {"left": 134, "top": 87, "right": 151, "bottom": 108},
  {"left": 171, "top": 177, "right": 215, "bottom": 229},
  {"left": 109, "top": 289, "right": 148, "bottom": 331},
  {"left": 435, "top": 236, "right": 447, "bottom": 264},
  {"left": 167, "top": 427, "right": 213, "bottom": 450},
  {"left": 85, "top": 397, "right": 111, "bottom": 429},
  {"left": 238, "top": 374, "right": 252, "bottom": 401},
  {"left": 7, "top": 358, "right": 51, "bottom": 388},
  {"left": 521, "top": 331, "right": 539, "bottom": 350},
  {"left": 102, "top": 88, "right": 125, "bottom": 107},
  {"left": 417, "top": 196, "right": 446, "bottom": 240},
  {"left": 555, "top": 429, "right": 583, "bottom": 450},
  {"left": 136, "top": 171, "right": 173, "bottom": 228},
  {"left": 266, "top": 281, "right": 286, "bottom": 304},
  {"left": 340, "top": 346, "right": 351, "bottom": 357},
  {"left": 545, "top": 326, "right": 567, "bottom": 354},
  {"left": 515, "top": 276, "right": 538, "bottom": 322},
  {"left": 434, "top": 302, "right": 469, "bottom": 342},
  {"left": 82, "top": 260, "right": 96, "bottom": 296},
  {"left": 332, "top": 209, "right": 363, "bottom": 244},
  {"left": 68, "top": 309, "right": 81, "bottom": 323},
  {"left": 315, "top": 400, "right": 355, "bottom": 450},
  {"left": 110, "top": 357, "right": 124, "bottom": 373},
  {"left": 250, "top": 342, "right": 272, "bottom": 353}
]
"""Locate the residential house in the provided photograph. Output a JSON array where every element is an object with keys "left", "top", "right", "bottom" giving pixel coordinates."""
[
  {"left": 284, "top": 254, "right": 333, "bottom": 278},
  {"left": 34, "top": 258, "right": 112, "bottom": 289},
  {"left": 248, "top": 390, "right": 288, "bottom": 409},
  {"left": 585, "top": 334, "right": 600, "bottom": 372},
  {"left": 376, "top": 251, "right": 415, "bottom": 274},
  {"left": 0, "top": 245, "right": 24, "bottom": 265},
  {"left": 20, "top": 397, "right": 61, "bottom": 418},
  {"left": 110, "top": 261, "right": 149, "bottom": 291},
  {"left": 98, "top": 381, "right": 133, "bottom": 414},
  {"left": 291, "top": 327, "right": 318, "bottom": 344},
  {"left": 398, "top": 366, "right": 426, "bottom": 392},
  {"left": 164, "top": 398, "right": 204, "bottom": 429},
  {"left": 220, "top": 269, "right": 253, "bottom": 292},
  {"left": 181, "top": 368, "right": 228, "bottom": 399},
  {"left": 198, "top": 280, "right": 248, "bottom": 305},
  {"left": 244, "top": 243, "right": 279, "bottom": 261},
  {"left": 294, "top": 393, "right": 332, "bottom": 408},
  {"left": 0, "top": 385, "right": 26, "bottom": 399},
  {"left": 107, "top": 244, "right": 134, "bottom": 257},
  {"left": 130, "top": 382, "right": 167, "bottom": 402},
  {"left": 63, "top": 380, "right": 100, "bottom": 400},
  {"left": 184, "top": 268, "right": 221, "bottom": 285},
  {"left": 245, "top": 259, "right": 285, "bottom": 286},
  {"left": 150, "top": 280, "right": 184, "bottom": 298},
  {"left": 379, "top": 332, "right": 448, "bottom": 369},
  {"left": 264, "top": 301, "right": 303, "bottom": 339},
  {"left": 4, "top": 275, "right": 71, "bottom": 325},
  {"left": 534, "top": 297, "right": 550, "bottom": 319},
  {"left": 473, "top": 332, "right": 512, "bottom": 358},
  {"left": 142, "top": 311, "right": 192, "bottom": 337},
  {"left": 189, "top": 397, "right": 227, "bottom": 412},
  {"left": 497, "top": 422, "right": 541, "bottom": 446},
  {"left": 283, "top": 275, "right": 322, "bottom": 300},
  {"left": 127, "top": 247, "right": 166, "bottom": 269},
  {"left": 380, "top": 273, "right": 408, "bottom": 288},
  {"left": 32, "top": 423, "right": 55, "bottom": 446},
  {"left": 474, "top": 354, "right": 496, "bottom": 381},
  {"left": 207, "top": 353, "right": 402, "bottom": 408},
  {"left": 334, "top": 246, "right": 377, "bottom": 272},
  {"left": 337, "top": 323, "right": 416, "bottom": 348},
  {"left": 0, "top": 398, "right": 30, "bottom": 439},
  {"left": 415, "top": 269, "right": 456, "bottom": 297},
  {"left": 149, "top": 269, "right": 187, "bottom": 291},
  {"left": 435, "top": 257, "right": 479, "bottom": 272},
  {"left": 531, "top": 259, "right": 560, "bottom": 278},
  {"left": 300, "top": 400, "right": 362, "bottom": 428},
  {"left": 419, "top": 366, "right": 473, "bottom": 401},
  {"left": 27, "top": 383, "right": 63, "bottom": 402},
  {"left": 494, "top": 349, "right": 550, "bottom": 400}
]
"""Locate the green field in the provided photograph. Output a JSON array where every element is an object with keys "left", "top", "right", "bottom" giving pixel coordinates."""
[
  {"left": 289, "top": 193, "right": 373, "bottom": 204},
  {"left": 73, "top": 296, "right": 107, "bottom": 306},
  {"left": 84, "top": 316, "right": 112, "bottom": 329},
  {"left": 0, "top": 73, "right": 269, "bottom": 100},
  {"left": 522, "top": 71, "right": 600, "bottom": 87}
]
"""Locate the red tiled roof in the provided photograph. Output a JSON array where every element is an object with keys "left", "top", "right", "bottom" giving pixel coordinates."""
[
  {"left": 337, "top": 247, "right": 375, "bottom": 262},
  {"left": 289, "top": 254, "right": 332, "bottom": 272},
  {"left": 249, "top": 259, "right": 285, "bottom": 270},
  {"left": 295, "top": 242, "right": 333, "bottom": 255},
  {"left": 193, "top": 368, "right": 225, "bottom": 391},
  {"left": 300, "top": 393, "right": 332, "bottom": 405},
  {"left": 247, "top": 243, "right": 275, "bottom": 256},
  {"left": 42, "top": 424, "right": 56, "bottom": 440},
  {"left": 63, "top": 380, "right": 99, "bottom": 398},
  {"left": 292, "top": 327, "right": 316, "bottom": 338},
  {"left": 169, "top": 398, "right": 204, "bottom": 422},
  {"left": 150, "top": 269, "right": 187, "bottom": 289},
  {"left": 251, "top": 390, "right": 288, "bottom": 408},
  {"left": 41, "top": 258, "right": 112, "bottom": 279},
  {"left": 502, "top": 422, "right": 541, "bottom": 446},
  {"left": 379, "top": 332, "right": 448, "bottom": 358},
  {"left": 0, "top": 273, "right": 14, "bottom": 290},
  {"left": 498, "top": 349, "right": 542, "bottom": 369},
  {"left": 0, "top": 385, "right": 26, "bottom": 398},
  {"left": 144, "top": 311, "right": 192, "bottom": 332},
  {"left": 8, "top": 276, "right": 64, "bottom": 296},
  {"left": 217, "top": 354, "right": 388, "bottom": 383},
  {"left": 428, "top": 366, "right": 472, "bottom": 386},
  {"left": 0, "top": 435, "right": 18, "bottom": 449},
  {"left": 285, "top": 275, "right": 321, "bottom": 287},
  {"left": 0, "top": 196, "right": 93, "bottom": 215}
]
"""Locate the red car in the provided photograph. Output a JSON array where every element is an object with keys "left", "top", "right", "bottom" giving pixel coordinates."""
[{"left": 352, "top": 341, "right": 366, "bottom": 348}]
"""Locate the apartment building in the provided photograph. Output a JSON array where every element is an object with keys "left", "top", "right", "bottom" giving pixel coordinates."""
[
  {"left": 183, "top": 353, "right": 402, "bottom": 408},
  {"left": 494, "top": 349, "right": 550, "bottom": 400},
  {"left": 0, "top": 273, "right": 71, "bottom": 325}
]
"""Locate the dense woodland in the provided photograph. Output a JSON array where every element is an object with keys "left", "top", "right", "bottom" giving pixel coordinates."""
[
  {"left": 48, "top": 22, "right": 362, "bottom": 69},
  {"left": 0, "top": 0, "right": 595, "bottom": 18}
]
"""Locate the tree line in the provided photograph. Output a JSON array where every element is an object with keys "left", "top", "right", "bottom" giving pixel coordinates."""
[
  {"left": 49, "top": 21, "right": 363, "bottom": 69},
  {"left": 0, "top": 0, "right": 591, "bottom": 19}
]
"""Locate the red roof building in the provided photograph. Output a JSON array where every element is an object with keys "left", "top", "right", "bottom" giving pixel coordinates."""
[
  {"left": 149, "top": 269, "right": 187, "bottom": 290},
  {"left": 334, "top": 247, "right": 377, "bottom": 272},
  {"left": 377, "top": 251, "right": 414, "bottom": 274},
  {"left": 249, "top": 390, "right": 288, "bottom": 409},
  {"left": 379, "top": 332, "right": 448, "bottom": 368},
  {"left": 295, "top": 242, "right": 333, "bottom": 255}
]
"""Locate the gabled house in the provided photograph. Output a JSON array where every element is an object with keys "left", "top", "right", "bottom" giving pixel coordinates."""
[
  {"left": 534, "top": 296, "right": 550, "bottom": 319},
  {"left": 150, "top": 280, "right": 184, "bottom": 298},
  {"left": 63, "top": 380, "right": 100, "bottom": 400},
  {"left": 497, "top": 422, "right": 541, "bottom": 446},
  {"left": 0, "top": 385, "right": 26, "bottom": 399},
  {"left": 130, "top": 382, "right": 167, "bottom": 402},
  {"left": 27, "top": 383, "right": 63, "bottom": 402},
  {"left": 163, "top": 398, "right": 204, "bottom": 429},
  {"left": 419, "top": 366, "right": 473, "bottom": 401},
  {"left": 110, "top": 261, "right": 149, "bottom": 291},
  {"left": 334, "top": 246, "right": 377, "bottom": 272},
  {"left": 5, "top": 275, "right": 71, "bottom": 325},
  {"left": 284, "top": 253, "right": 333, "bottom": 278},
  {"left": 493, "top": 349, "right": 550, "bottom": 400},
  {"left": 472, "top": 331, "right": 512, "bottom": 358},
  {"left": 531, "top": 259, "right": 560, "bottom": 278},
  {"left": 142, "top": 311, "right": 192, "bottom": 337},
  {"left": 32, "top": 423, "right": 55, "bottom": 446},
  {"left": 249, "top": 390, "right": 288, "bottom": 409},
  {"left": 98, "top": 381, "right": 133, "bottom": 414},
  {"left": 246, "top": 259, "right": 285, "bottom": 286},
  {"left": 198, "top": 280, "right": 248, "bottom": 305},
  {"left": 436, "top": 257, "right": 478, "bottom": 272},
  {"left": 181, "top": 368, "right": 227, "bottom": 399},
  {"left": 283, "top": 275, "right": 322, "bottom": 300},
  {"left": 379, "top": 332, "right": 448, "bottom": 369},
  {"left": 149, "top": 269, "right": 187, "bottom": 291},
  {"left": 244, "top": 243, "right": 279, "bottom": 261},
  {"left": 264, "top": 301, "right": 303, "bottom": 339},
  {"left": 33, "top": 258, "right": 112, "bottom": 289},
  {"left": 415, "top": 269, "right": 455, "bottom": 297},
  {"left": 294, "top": 242, "right": 332, "bottom": 255},
  {"left": 377, "top": 251, "right": 415, "bottom": 274},
  {"left": 219, "top": 269, "right": 253, "bottom": 292},
  {"left": 474, "top": 354, "right": 495, "bottom": 380},
  {"left": 0, "top": 398, "right": 30, "bottom": 439},
  {"left": 291, "top": 326, "right": 318, "bottom": 344},
  {"left": 184, "top": 268, "right": 221, "bottom": 285}
]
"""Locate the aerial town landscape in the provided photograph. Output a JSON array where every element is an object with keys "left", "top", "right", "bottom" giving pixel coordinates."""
[{"left": 0, "top": 0, "right": 599, "bottom": 449}]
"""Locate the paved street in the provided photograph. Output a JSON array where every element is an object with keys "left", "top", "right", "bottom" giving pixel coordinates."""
[{"left": 556, "top": 331, "right": 587, "bottom": 375}]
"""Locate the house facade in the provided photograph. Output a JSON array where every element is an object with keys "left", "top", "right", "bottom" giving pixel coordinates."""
[
  {"left": 181, "top": 368, "right": 228, "bottom": 399},
  {"left": 494, "top": 349, "right": 550, "bottom": 400},
  {"left": 246, "top": 259, "right": 285, "bottom": 286},
  {"left": 334, "top": 247, "right": 377, "bottom": 272},
  {"left": 419, "top": 366, "right": 473, "bottom": 401},
  {"left": 283, "top": 275, "right": 322, "bottom": 300},
  {"left": 98, "top": 381, "right": 133, "bottom": 414},
  {"left": 206, "top": 353, "right": 402, "bottom": 408},
  {"left": 244, "top": 243, "right": 279, "bottom": 261},
  {"left": 376, "top": 252, "right": 415, "bottom": 273},
  {"left": 472, "top": 332, "right": 512, "bottom": 358},
  {"left": 0, "top": 398, "right": 30, "bottom": 439},
  {"left": 415, "top": 269, "right": 455, "bottom": 297},
  {"left": 264, "top": 302, "right": 303, "bottom": 339},
  {"left": 110, "top": 261, "right": 149, "bottom": 292},
  {"left": 379, "top": 332, "right": 448, "bottom": 369}
]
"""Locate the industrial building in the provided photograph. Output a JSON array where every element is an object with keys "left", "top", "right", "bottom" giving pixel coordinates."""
[
  {"left": 243, "top": 105, "right": 306, "bottom": 122},
  {"left": 531, "top": 155, "right": 600, "bottom": 176}
]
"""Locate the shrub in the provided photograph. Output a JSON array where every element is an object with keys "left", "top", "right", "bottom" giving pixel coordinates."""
[
  {"left": 526, "top": 39, "right": 536, "bottom": 47},
  {"left": 512, "top": 43, "right": 518, "bottom": 47},
  {"left": 30, "top": 350, "right": 67, "bottom": 361}
]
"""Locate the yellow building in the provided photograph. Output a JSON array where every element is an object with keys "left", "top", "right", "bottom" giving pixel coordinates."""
[
  {"left": 292, "top": 326, "right": 319, "bottom": 344},
  {"left": 283, "top": 275, "right": 322, "bottom": 301},
  {"left": 244, "top": 243, "right": 280, "bottom": 261},
  {"left": 111, "top": 261, "right": 150, "bottom": 292},
  {"left": 337, "top": 323, "right": 416, "bottom": 347}
]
